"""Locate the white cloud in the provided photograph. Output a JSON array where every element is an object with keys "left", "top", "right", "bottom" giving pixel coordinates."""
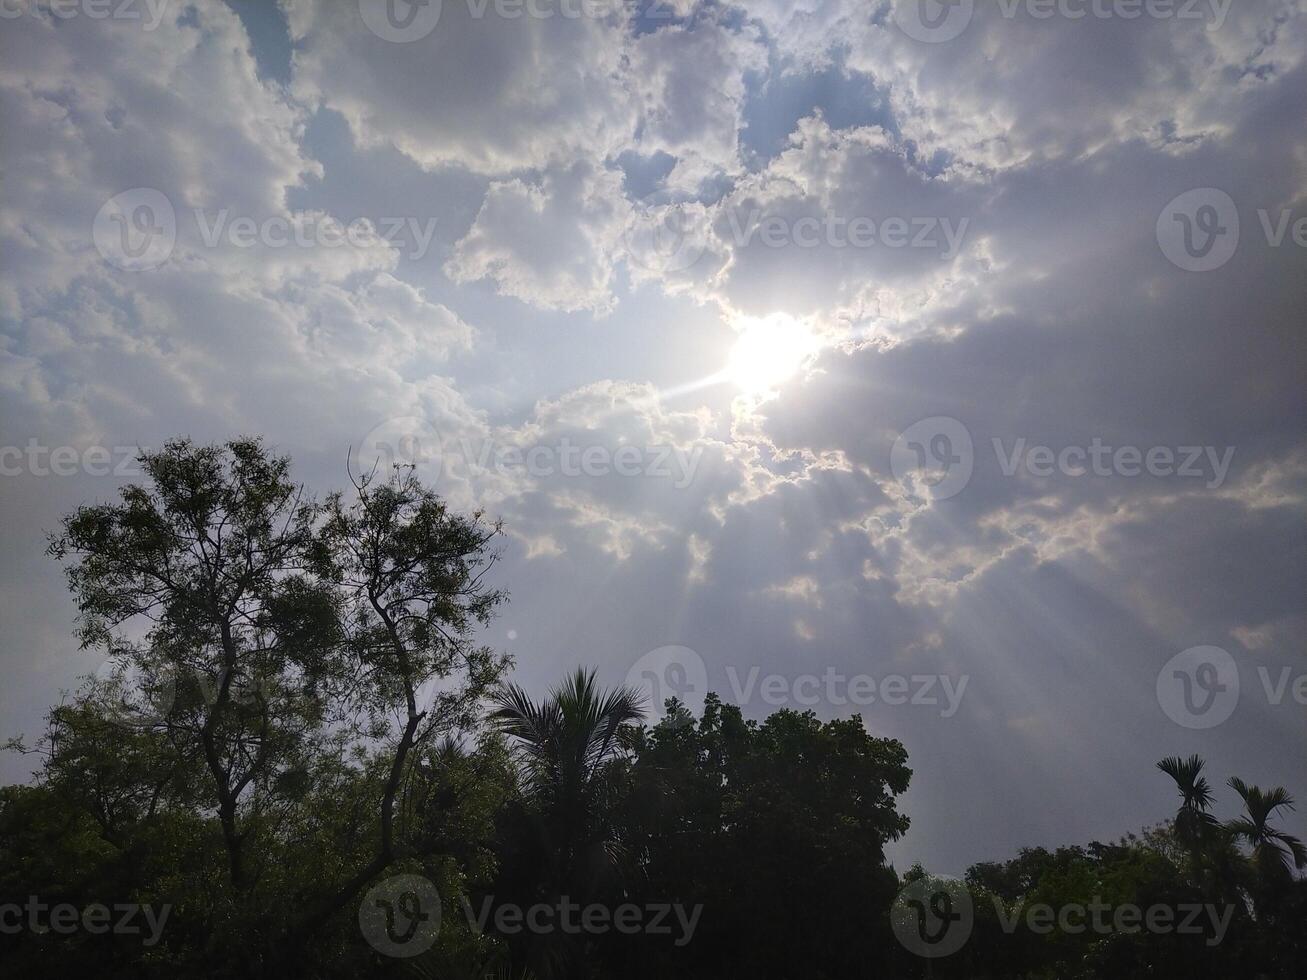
[
  {"left": 446, "top": 162, "right": 628, "bottom": 314},
  {"left": 628, "top": 16, "right": 769, "bottom": 187},
  {"left": 287, "top": 0, "right": 636, "bottom": 174}
]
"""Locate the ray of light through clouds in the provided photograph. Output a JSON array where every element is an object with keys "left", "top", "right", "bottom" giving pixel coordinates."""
[{"left": 0, "top": 0, "right": 1305, "bottom": 875}]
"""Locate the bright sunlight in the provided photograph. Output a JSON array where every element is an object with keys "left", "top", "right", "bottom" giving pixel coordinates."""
[{"left": 724, "top": 314, "right": 821, "bottom": 394}]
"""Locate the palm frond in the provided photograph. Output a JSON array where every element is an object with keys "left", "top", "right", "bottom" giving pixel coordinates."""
[{"left": 1158, "top": 754, "right": 1214, "bottom": 810}]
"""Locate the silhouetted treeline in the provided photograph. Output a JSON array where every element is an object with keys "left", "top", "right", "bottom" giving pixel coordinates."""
[{"left": 0, "top": 441, "right": 1301, "bottom": 978}]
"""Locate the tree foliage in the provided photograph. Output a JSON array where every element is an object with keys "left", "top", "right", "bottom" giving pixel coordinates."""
[{"left": 1, "top": 440, "right": 1301, "bottom": 979}]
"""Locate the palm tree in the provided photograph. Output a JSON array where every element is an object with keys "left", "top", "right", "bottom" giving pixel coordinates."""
[
  {"left": 490, "top": 668, "right": 644, "bottom": 977},
  {"left": 1157, "top": 755, "right": 1219, "bottom": 848},
  {"left": 492, "top": 668, "right": 644, "bottom": 839},
  {"left": 1156, "top": 755, "right": 1250, "bottom": 905},
  {"left": 1226, "top": 777, "right": 1307, "bottom": 882}
]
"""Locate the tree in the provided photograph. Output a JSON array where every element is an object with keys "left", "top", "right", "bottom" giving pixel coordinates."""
[
  {"left": 607, "top": 694, "right": 912, "bottom": 980},
  {"left": 491, "top": 668, "right": 643, "bottom": 879},
  {"left": 1226, "top": 777, "right": 1307, "bottom": 883},
  {"left": 1157, "top": 755, "right": 1218, "bottom": 850},
  {"left": 48, "top": 438, "right": 333, "bottom": 895},
  {"left": 44, "top": 439, "right": 511, "bottom": 971},
  {"left": 295, "top": 463, "right": 510, "bottom": 940},
  {"left": 18, "top": 436, "right": 1305, "bottom": 980},
  {"left": 489, "top": 668, "right": 644, "bottom": 977}
]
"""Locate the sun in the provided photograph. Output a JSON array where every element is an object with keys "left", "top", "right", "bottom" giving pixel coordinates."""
[{"left": 724, "top": 314, "right": 821, "bottom": 394}]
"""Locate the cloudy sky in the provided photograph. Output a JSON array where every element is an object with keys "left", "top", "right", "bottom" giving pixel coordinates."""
[{"left": 1, "top": 0, "right": 1304, "bottom": 874}]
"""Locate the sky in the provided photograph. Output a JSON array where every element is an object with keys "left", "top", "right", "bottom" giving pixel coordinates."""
[{"left": 1, "top": 0, "right": 1304, "bottom": 875}]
